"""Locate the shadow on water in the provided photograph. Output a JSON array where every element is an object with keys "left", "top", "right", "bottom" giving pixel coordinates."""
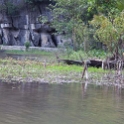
[{"left": 0, "top": 82, "right": 124, "bottom": 124}]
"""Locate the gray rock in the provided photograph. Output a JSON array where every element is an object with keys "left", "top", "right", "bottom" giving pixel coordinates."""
[
  {"left": 2, "top": 29, "right": 10, "bottom": 45},
  {"left": 11, "top": 29, "right": 20, "bottom": 38},
  {"left": 18, "top": 29, "right": 29, "bottom": 46},
  {"left": 0, "top": 0, "right": 69, "bottom": 48},
  {"left": 41, "top": 33, "right": 55, "bottom": 47},
  {"left": 0, "top": 13, "right": 3, "bottom": 23},
  {"left": 32, "top": 31, "right": 41, "bottom": 46}
]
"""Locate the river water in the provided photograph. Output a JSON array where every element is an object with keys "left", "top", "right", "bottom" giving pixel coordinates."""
[{"left": 0, "top": 82, "right": 124, "bottom": 124}]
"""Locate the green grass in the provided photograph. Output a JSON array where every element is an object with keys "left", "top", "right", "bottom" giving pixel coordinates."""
[
  {"left": 88, "top": 67, "right": 105, "bottom": 73},
  {"left": 47, "top": 64, "right": 83, "bottom": 72},
  {"left": 64, "top": 49, "right": 108, "bottom": 60},
  {"left": 5, "top": 49, "right": 56, "bottom": 56},
  {"left": 0, "top": 48, "right": 123, "bottom": 86},
  {"left": 0, "top": 57, "right": 108, "bottom": 83},
  {"left": 0, "top": 49, "right": 112, "bottom": 82},
  {"left": 5, "top": 48, "right": 108, "bottom": 60}
]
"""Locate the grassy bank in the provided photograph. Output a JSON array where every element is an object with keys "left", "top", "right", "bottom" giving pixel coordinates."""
[
  {"left": 5, "top": 49, "right": 57, "bottom": 56},
  {"left": 4, "top": 48, "right": 108, "bottom": 60},
  {"left": 0, "top": 57, "right": 106, "bottom": 84},
  {"left": 0, "top": 49, "right": 123, "bottom": 87}
]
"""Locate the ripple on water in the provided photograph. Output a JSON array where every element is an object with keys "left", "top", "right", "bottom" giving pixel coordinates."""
[{"left": 0, "top": 82, "right": 124, "bottom": 124}]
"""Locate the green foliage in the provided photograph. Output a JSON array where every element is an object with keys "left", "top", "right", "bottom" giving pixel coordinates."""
[
  {"left": 50, "top": 0, "right": 123, "bottom": 51},
  {"left": 50, "top": 0, "right": 87, "bottom": 33},
  {"left": 0, "top": 4, "right": 6, "bottom": 13},
  {"left": 90, "top": 11, "right": 124, "bottom": 56},
  {"left": 38, "top": 15, "right": 49, "bottom": 24},
  {"left": 5, "top": 49, "right": 56, "bottom": 56},
  {"left": 117, "top": 0, "right": 124, "bottom": 11},
  {"left": 64, "top": 49, "right": 107, "bottom": 60},
  {"left": 0, "top": 1, "right": 19, "bottom": 16},
  {"left": 6, "top": 2, "right": 18, "bottom": 15},
  {"left": 24, "top": 41, "right": 31, "bottom": 51},
  {"left": 87, "top": 0, "right": 122, "bottom": 15},
  {"left": 0, "top": 0, "right": 122, "bottom": 54},
  {"left": 87, "top": 49, "right": 107, "bottom": 58},
  {"left": 49, "top": 0, "right": 93, "bottom": 50},
  {"left": 48, "top": 64, "right": 82, "bottom": 72}
]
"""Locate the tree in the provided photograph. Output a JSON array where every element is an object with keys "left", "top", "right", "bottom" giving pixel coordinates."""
[
  {"left": 87, "top": 0, "right": 123, "bottom": 15},
  {"left": 48, "top": 0, "right": 92, "bottom": 50},
  {"left": 40, "top": 0, "right": 123, "bottom": 51},
  {"left": 90, "top": 11, "right": 124, "bottom": 59}
]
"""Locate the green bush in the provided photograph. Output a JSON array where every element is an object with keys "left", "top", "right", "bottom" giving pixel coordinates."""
[{"left": 24, "top": 41, "right": 30, "bottom": 51}]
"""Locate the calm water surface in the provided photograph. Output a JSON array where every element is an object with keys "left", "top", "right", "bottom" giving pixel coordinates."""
[{"left": 0, "top": 82, "right": 124, "bottom": 124}]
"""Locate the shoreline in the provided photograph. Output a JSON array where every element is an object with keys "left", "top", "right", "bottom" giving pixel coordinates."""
[
  {"left": 0, "top": 49, "right": 123, "bottom": 89},
  {"left": 0, "top": 71, "right": 123, "bottom": 89},
  {"left": 0, "top": 45, "right": 65, "bottom": 51}
]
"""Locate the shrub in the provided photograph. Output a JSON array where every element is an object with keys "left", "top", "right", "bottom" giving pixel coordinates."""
[{"left": 24, "top": 41, "right": 30, "bottom": 51}]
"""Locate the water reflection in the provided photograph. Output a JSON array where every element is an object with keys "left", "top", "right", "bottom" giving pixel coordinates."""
[
  {"left": 0, "top": 82, "right": 124, "bottom": 124},
  {"left": 81, "top": 81, "right": 88, "bottom": 99}
]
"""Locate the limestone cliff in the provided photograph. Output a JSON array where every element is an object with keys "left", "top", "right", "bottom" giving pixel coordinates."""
[{"left": 0, "top": 0, "right": 66, "bottom": 47}]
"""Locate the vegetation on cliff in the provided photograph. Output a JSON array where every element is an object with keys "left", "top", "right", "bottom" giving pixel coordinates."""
[
  {"left": 49, "top": 0, "right": 124, "bottom": 55},
  {"left": 0, "top": 0, "right": 123, "bottom": 51}
]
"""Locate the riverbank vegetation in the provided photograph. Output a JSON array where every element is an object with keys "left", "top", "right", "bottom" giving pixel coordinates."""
[
  {"left": 46, "top": 0, "right": 124, "bottom": 57},
  {"left": 0, "top": 0, "right": 124, "bottom": 87},
  {"left": 0, "top": 53, "right": 105, "bottom": 84},
  {"left": 0, "top": 49, "right": 123, "bottom": 88}
]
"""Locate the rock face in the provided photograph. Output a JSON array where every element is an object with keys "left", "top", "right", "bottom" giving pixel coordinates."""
[{"left": 0, "top": 0, "right": 72, "bottom": 47}]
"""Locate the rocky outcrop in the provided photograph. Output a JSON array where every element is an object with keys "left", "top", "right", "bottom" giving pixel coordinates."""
[{"left": 0, "top": 0, "right": 72, "bottom": 48}]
